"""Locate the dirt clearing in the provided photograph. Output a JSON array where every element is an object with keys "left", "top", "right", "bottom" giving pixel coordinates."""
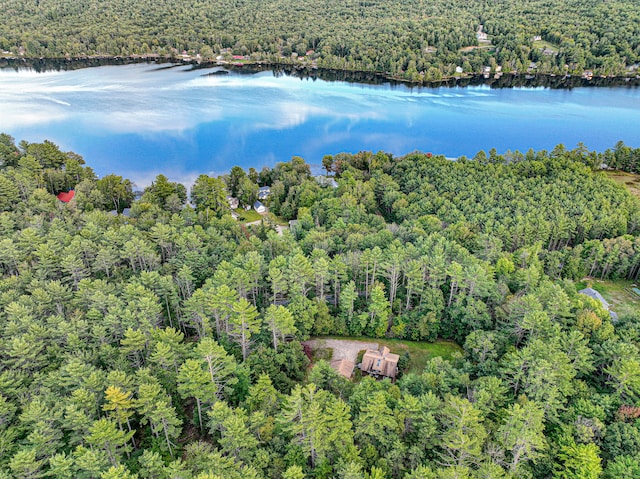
[{"left": 304, "top": 339, "right": 379, "bottom": 364}]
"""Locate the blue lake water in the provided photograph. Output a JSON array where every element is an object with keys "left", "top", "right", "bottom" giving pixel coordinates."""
[{"left": 1, "top": 63, "right": 640, "bottom": 186}]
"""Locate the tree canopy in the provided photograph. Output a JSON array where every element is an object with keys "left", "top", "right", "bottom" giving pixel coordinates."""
[
  {"left": 1, "top": 0, "right": 640, "bottom": 81},
  {"left": 1, "top": 132, "right": 640, "bottom": 478}
]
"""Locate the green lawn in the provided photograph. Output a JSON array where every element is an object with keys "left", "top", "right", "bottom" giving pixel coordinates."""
[
  {"left": 314, "top": 336, "right": 462, "bottom": 375},
  {"left": 533, "top": 39, "right": 558, "bottom": 53},
  {"left": 581, "top": 278, "right": 640, "bottom": 320},
  {"left": 272, "top": 214, "right": 290, "bottom": 226},
  {"left": 237, "top": 209, "right": 263, "bottom": 222}
]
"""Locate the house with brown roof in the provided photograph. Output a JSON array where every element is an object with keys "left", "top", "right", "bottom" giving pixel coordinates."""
[
  {"left": 331, "top": 358, "right": 355, "bottom": 379},
  {"left": 360, "top": 346, "right": 399, "bottom": 380}
]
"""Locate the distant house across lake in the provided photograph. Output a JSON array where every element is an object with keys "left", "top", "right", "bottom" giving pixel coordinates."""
[
  {"left": 254, "top": 200, "right": 266, "bottom": 213},
  {"left": 227, "top": 196, "right": 239, "bottom": 209},
  {"left": 258, "top": 186, "right": 271, "bottom": 200},
  {"left": 314, "top": 176, "right": 338, "bottom": 188}
]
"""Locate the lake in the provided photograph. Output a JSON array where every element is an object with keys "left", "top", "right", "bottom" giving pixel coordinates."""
[{"left": 1, "top": 63, "right": 640, "bottom": 187}]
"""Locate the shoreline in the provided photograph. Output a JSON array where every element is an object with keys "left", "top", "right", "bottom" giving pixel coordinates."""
[{"left": 2, "top": 55, "right": 640, "bottom": 90}]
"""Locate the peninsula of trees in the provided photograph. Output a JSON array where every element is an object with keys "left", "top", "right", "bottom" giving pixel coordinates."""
[
  {"left": 1, "top": 0, "right": 640, "bottom": 82},
  {"left": 2, "top": 133, "right": 640, "bottom": 478}
]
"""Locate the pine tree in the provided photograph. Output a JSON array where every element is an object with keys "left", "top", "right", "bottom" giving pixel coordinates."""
[
  {"left": 208, "top": 401, "right": 258, "bottom": 463},
  {"left": 268, "top": 255, "right": 288, "bottom": 304},
  {"left": 177, "top": 359, "right": 218, "bottom": 431},
  {"left": 340, "top": 280, "right": 358, "bottom": 334},
  {"left": 264, "top": 304, "right": 296, "bottom": 353},
  {"left": 194, "top": 337, "right": 238, "bottom": 399},
  {"left": 209, "top": 284, "right": 238, "bottom": 338},
  {"left": 229, "top": 298, "right": 260, "bottom": 361},
  {"left": 438, "top": 396, "right": 487, "bottom": 468},
  {"left": 498, "top": 402, "right": 546, "bottom": 473},
  {"left": 103, "top": 386, "right": 136, "bottom": 441},
  {"left": 86, "top": 418, "right": 134, "bottom": 467}
]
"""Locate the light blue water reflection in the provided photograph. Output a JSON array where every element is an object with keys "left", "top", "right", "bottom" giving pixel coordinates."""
[{"left": 1, "top": 63, "right": 639, "bottom": 186}]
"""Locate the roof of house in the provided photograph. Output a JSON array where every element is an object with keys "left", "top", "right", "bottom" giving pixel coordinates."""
[
  {"left": 330, "top": 358, "right": 355, "bottom": 378},
  {"left": 361, "top": 346, "right": 400, "bottom": 379},
  {"left": 258, "top": 186, "right": 271, "bottom": 199},
  {"left": 254, "top": 200, "right": 265, "bottom": 209},
  {"left": 109, "top": 208, "right": 131, "bottom": 217},
  {"left": 314, "top": 176, "right": 338, "bottom": 188},
  {"left": 579, "top": 288, "right": 610, "bottom": 309},
  {"left": 56, "top": 190, "right": 75, "bottom": 203}
]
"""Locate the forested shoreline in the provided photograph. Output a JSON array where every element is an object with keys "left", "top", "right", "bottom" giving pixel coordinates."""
[
  {"left": 2, "top": 0, "right": 640, "bottom": 83},
  {"left": 4, "top": 57, "right": 640, "bottom": 89},
  {"left": 2, "top": 134, "right": 640, "bottom": 478}
]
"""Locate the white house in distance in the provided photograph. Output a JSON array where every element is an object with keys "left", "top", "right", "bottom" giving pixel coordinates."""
[
  {"left": 227, "top": 196, "right": 239, "bottom": 209},
  {"left": 254, "top": 201, "right": 267, "bottom": 214},
  {"left": 314, "top": 176, "right": 338, "bottom": 188},
  {"left": 258, "top": 186, "right": 271, "bottom": 200}
]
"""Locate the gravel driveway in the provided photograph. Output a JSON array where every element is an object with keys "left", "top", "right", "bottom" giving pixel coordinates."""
[{"left": 305, "top": 338, "right": 380, "bottom": 363}]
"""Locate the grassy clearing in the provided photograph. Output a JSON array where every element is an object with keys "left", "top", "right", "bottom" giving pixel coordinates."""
[
  {"left": 605, "top": 170, "right": 640, "bottom": 200},
  {"left": 533, "top": 39, "right": 558, "bottom": 52},
  {"left": 271, "top": 214, "right": 290, "bottom": 226},
  {"left": 237, "top": 209, "right": 263, "bottom": 222},
  {"left": 314, "top": 336, "right": 462, "bottom": 375},
  {"left": 459, "top": 45, "right": 494, "bottom": 52},
  {"left": 581, "top": 278, "right": 640, "bottom": 319}
]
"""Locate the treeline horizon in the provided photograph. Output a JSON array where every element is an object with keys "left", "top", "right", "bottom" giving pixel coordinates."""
[{"left": 1, "top": 0, "right": 640, "bottom": 83}]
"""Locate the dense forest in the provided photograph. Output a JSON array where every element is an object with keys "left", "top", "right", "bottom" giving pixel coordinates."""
[
  {"left": 1, "top": 0, "right": 640, "bottom": 81},
  {"left": 2, "top": 133, "right": 640, "bottom": 478}
]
